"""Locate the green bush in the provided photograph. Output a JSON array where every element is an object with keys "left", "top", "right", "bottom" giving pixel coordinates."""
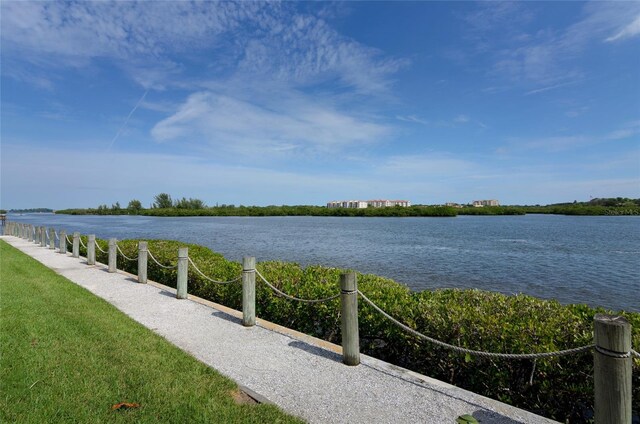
[{"left": 71, "top": 236, "right": 639, "bottom": 422}]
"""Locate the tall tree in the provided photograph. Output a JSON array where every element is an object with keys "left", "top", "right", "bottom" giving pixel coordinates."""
[
  {"left": 153, "top": 193, "right": 173, "bottom": 209},
  {"left": 127, "top": 199, "right": 142, "bottom": 212}
]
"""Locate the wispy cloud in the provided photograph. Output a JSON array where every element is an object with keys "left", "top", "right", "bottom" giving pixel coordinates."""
[
  {"left": 151, "top": 90, "right": 390, "bottom": 156},
  {"left": 1, "top": 1, "right": 404, "bottom": 95},
  {"left": 396, "top": 115, "right": 429, "bottom": 125},
  {"left": 605, "top": 14, "right": 640, "bottom": 42},
  {"left": 498, "top": 121, "right": 640, "bottom": 154},
  {"left": 462, "top": 2, "right": 640, "bottom": 90}
]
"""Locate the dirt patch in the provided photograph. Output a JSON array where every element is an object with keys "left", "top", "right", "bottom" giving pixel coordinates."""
[{"left": 230, "top": 389, "right": 258, "bottom": 405}]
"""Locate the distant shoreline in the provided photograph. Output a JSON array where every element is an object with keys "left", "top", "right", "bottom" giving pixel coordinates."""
[{"left": 53, "top": 204, "right": 640, "bottom": 217}]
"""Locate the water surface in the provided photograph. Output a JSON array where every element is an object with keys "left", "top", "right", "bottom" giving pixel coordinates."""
[{"left": 9, "top": 213, "right": 639, "bottom": 312}]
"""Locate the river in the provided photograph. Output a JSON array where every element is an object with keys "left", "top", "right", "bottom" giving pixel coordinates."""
[{"left": 7, "top": 213, "right": 640, "bottom": 312}]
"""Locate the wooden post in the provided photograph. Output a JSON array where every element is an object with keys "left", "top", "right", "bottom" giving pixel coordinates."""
[
  {"left": 40, "top": 227, "right": 46, "bottom": 247},
  {"left": 242, "top": 256, "right": 256, "bottom": 327},
  {"left": 59, "top": 230, "right": 67, "bottom": 254},
  {"left": 87, "top": 234, "right": 96, "bottom": 265},
  {"left": 176, "top": 247, "right": 188, "bottom": 299},
  {"left": 340, "top": 272, "right": 360, "bottom": 366},
  {"left": 49, "top": 228, "right": 55, "bottom": 249},
  {"left": 30, "top": 225, "right": 35, "bottom": 242},
  {"left": 138, "top": 241, "right": 148, "bottom": 284},
  {"left": 594, "top": 314, "right": 632, "bottom": 424},
  {"left": 108, "top": 238, "right": 117, "bottom": 272},
  {"left": 72, "top": 232, "right": 80, "bottom": 258}
]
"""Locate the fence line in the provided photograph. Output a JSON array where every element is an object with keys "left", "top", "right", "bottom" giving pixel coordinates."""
[
  {"left": 255, "top": 269, "right": 341, "bottom": 303},
  {"left": 187, "top": 257, "right": 241, "bottom": 284},
  {"left": 147, "top": 249, "right": 177, "bottom": 269},
  {"left": 3, "top": 220, "right": 636, "bottom": 423},
  {"left": 94, "top": 240, "right": 107, "bottom": 254},
  {"left": 116, "top": 243, "right": 138, "bottom": 261},
  {"left": 357, "top": 289, "right": 594, "bottom": 360}
]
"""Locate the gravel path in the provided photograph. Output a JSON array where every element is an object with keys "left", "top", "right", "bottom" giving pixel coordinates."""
[{"left": 2, "top": 235, "right": 557, "bottom": 424}]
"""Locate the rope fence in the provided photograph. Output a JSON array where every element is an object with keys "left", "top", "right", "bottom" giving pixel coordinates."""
[
  {"left": 357, "top": 290, "right": 595, "bottom": 360},
  {"left": 94, "top": 240, "right": 107, "bottom": 254},
  {"left": 116, "top": 243, "right": 138, "bottom": 261},
  {"left": 255, "top": 269, "right": 341, "bottom": 303},
  {"left": 187, "top": 257, "right": 241, "bottom": 284},
  {"left": 4, "top": 220, "right": 637, "bottom": 421},
  {"left": 148, "top": 249, "right": 177, "bottom": 269}
]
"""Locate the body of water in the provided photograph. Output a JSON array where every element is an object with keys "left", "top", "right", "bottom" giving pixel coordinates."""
[{"left": 7, "top": 213, "right": 640, "bottom": 312}]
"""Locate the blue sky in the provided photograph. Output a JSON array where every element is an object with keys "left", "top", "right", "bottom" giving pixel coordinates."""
[{"left": 1, "top": 1, "right": 639, "bottom": 209}]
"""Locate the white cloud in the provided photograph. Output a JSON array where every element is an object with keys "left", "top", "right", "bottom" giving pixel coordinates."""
[
  {"left": 151, "top": 90, "right": 390, "bottom": 155},
  {"left": 606, "top": 14, "right": 640, "bottom": 42},
  {"left": 1, "top": 1, "right": 403, "bottom": 94},
  {"left": 464, "top": 2, "right": 640, "bottom": 88}
]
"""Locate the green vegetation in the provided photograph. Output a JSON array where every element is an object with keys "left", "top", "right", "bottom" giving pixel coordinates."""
[
  {"left": 0, "top": 209, "right": 6, "bottom": 214},
  {"left": 71, "top": 236, "right": 639, "bottom": 423},
  {"left": 8, "top": 208, "right": 54, "bottom": 213},
  {"left": 57, "top": 204, "right": 458, "bottom": 217},
  {"left": 56, "top": 195, "right": 640, "bottom": 217},
  {"left": 0, "top": 241, "right": 300, "bottom": 424}
]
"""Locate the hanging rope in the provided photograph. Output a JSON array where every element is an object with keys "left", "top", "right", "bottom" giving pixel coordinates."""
[
  {"left": 358, "top": 290, "right": 594, "bottom": 360},
  {"left": 147, "top": 250, "right": 177, "bottom": 269},
  {"left": 187, "top": 257, "right": 242, "bottom": 284},
  {"left": 254, "top": 269, "right": 340, "bottom": 303},
  {"left": 79, "top": 237, "right": 87, "bottom": 248},
  {"left": 94, "top": 240, "right": 107, "bottom": 254},
  {"left": 116, "top": 243, "right": 138, "bottom": 261}
]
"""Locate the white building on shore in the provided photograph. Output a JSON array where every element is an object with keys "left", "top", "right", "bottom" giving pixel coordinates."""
[
  {"left": 472, "top": 199, "right": 500, "bottom": 207},
  {"left": 327, "top": 199, "right": 411, "bottom": 208}
]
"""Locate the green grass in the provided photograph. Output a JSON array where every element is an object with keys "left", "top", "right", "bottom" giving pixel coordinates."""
[{"left": 0, "top": 240, "right": 302, "bottom": 424}]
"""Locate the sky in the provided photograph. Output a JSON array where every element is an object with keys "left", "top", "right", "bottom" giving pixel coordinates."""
[{"left": 1, "top": 1, "right": 639, "bottom": 209}]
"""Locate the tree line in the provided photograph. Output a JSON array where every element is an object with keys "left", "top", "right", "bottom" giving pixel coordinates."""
[{"left": 55, "top": 195, "right": 640, "bottom": 217}]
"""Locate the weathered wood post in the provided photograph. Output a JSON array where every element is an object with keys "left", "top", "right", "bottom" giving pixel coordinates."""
[
  {"left": 34, "top": 226, "right": 39, "bottom": 243},
  {"left": 594, "top": 314, "right": 632, "bottom": 424},
  {"left": 49, "top": 228, "right": 55, "bottom": 249},
  {"left": 87, "top": 234, "right": 96, "bottom": 265},
  {"left": 176, "top": 247, "right": 188, "bottom": 299},
  {"left": 40, "top": 227, "right": 46, "bottom": 247},
  {"left": 138, "top": 241, "right": 148, "bottom": 284},
  {"left": 30, "top": 225, "right": 35, "bottom": 242},
  {"left": 72, "top": 232, "right": 80, "bottom": 258},
  {"left": 242, "top": 256, "right": 256, "bottom": 327},
  {"left": 340, "top": 272, "right": 360, "bottom": 366},
  {"left": 108, "top": 238, "right": 117, "bottom": 272},
  {"left": 59, "top": 230, "right": 67, "bottom": 254}
]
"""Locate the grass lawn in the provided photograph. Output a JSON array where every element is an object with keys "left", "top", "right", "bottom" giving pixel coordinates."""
[{"left": 0, "top": 240, "right": 302, "bottom": 423}]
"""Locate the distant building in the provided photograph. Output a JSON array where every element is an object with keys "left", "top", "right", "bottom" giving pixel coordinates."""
[
  {"left": 445, "top": 202, "right": 462, "bottom": 208},
  {"left": 327, "top": 200, "right": 368, "bottom": 209},
  {"left": 327, "top": 199, "right": 411, "bottom": 208},
  {"left": 472, "top": 199, "right": 500, "bottom": 207}
]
